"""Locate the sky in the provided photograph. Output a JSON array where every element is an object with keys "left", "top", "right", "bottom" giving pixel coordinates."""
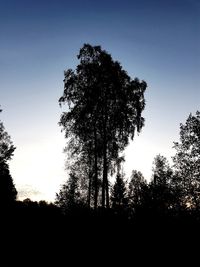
[{"left": 0, "top": 0, "right": 199, "bottom": 202}]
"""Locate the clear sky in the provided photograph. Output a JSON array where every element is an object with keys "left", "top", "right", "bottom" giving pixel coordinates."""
[{"left": 0, "top": 0, "right": 199, "bottom": 202}]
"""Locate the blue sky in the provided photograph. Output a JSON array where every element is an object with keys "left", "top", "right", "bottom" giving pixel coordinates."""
[{"left": 0, "top": 0, "right": 199, "bottom": 201}]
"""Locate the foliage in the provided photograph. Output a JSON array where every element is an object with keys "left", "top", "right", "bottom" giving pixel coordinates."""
[
  {"left": 0, "top": 161, "right": 17, "bottom": 207},
  {"left": 128, "top": 170, "right": 147, "bottom": 210},
  {"left": 55, "top": 172, "right": 86, "bottom": 212},
  {"left": 0, "top": 109, "right": 15, "bottom": 163},
  {"left": 0, "top": 108, "right": 17, "bottom": 207},
  {"left": 111, "top": 172, "right": 128, "bottom": 211},
  {"left": 59, "top": 44, "right": 147, "bottom": 208},
  {"left": 149, "top": 155, "right": 175, "bottom": 214},
  {"left": 173, "top": 111, "right": 200, "bottom": 209}
]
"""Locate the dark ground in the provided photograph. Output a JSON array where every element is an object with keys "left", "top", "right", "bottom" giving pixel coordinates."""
[{"left": 2, "top": 204, "right": 200, "bottom": 265}]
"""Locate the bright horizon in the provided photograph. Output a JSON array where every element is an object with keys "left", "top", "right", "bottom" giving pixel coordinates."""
[{"left": 0, "top": 0, "right": 199, "bottom": 202}]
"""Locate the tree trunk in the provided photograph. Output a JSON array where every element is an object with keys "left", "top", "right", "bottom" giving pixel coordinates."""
[
  {"left": 105, "top": 174, "right": 109, "bottom": 209},
  {"left": 87, "top": 170, "right": 91, "bottom": 208},
  {"left": 94, "top": 126, "right": 98, "bottom": 210},
  {"left": 87, "top": 150, "right": 92, "bottom": 208},
  {"left": 102, "top": 129, "right": 108, "bottom": 208},
  {"left": 102, "top": 101, "right": 108, "bottom": 208},
  {"left": 102, "top": 147, "right": 106, "bottom": 208}
]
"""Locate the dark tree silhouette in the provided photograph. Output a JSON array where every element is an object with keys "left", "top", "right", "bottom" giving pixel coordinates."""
[
  {"left": 63, "top": 137, "right": 102, "bottom": 208},
  {"left": 0, "top": 161, "right": 17, "bottom": 207},
  {"left": 0, "top": 109, "right": 15, "bottom": 162},
  {"left": 59, "top": 44, "right": 147, "bottom": 208},
  {"left": 128, "top": 170, "right": 147, "bottom": 214},
  {"left": 173, "top": 111, "right": 200, "bottom": 209},
  {"left": 55, "top": 172, "right": 85, "bottom": 213},
  {"left": 111, "top": 172, "right": 128, "bottom": 213},
  {"left": 152, "top": 155, "right": 173, "bottom": 186},
  {"left": 149, "top": 154, "right": 174, "bottom": 215},
  {"left": 0, "top": 108, "right": 17, "bottom": 208}
]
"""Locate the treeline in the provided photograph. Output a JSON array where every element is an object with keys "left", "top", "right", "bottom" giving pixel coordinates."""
[
  {"left": 56, "top": 44, "right": 200, "bottom": 223},
  {"left": 0, "top": 44, "right": 200, "bottom": 226},
  {"left": 1, "top": 44, "right": 199, "bottom": 264},
  {"left": 56, "top": 109, "right": 200, "bottom": 223}
]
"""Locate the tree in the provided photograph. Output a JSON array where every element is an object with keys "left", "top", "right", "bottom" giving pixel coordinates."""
[
  {"left": 0, "top": 161, "right": 17, "bottom": 207},
  {"left": 0, "top": 108, "right": 17, "bottom": 208},
  {"left": 128, "top": 170, "right": 147, "bottom": 212},
  {"left": 150, "top": 155, "right": 174, "bottom": 215},
  {"left": 173, "top": 111, "right": 200, "bottom": 209},
  {"left": 0, "top": 109, "right": 15, "bottom": 162},
  {"left": 59, "top": 44, "right": 147, "bottom": 208},
  {"left": 55, "top": 172, "right": 85, "bottom": 213},
  {"left": 111, "top": 172, "right": 128, "bottom": 212},
  {"left": 63, "top": 136, "right": 102, "bottom": 209},
  {"left": 152, "top": 155, "right": 173, "bottom": 186}
]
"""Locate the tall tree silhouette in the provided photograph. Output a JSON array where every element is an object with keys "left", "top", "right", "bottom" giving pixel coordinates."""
[
  {"left": 173, "top": 111, "right": 200, "bottom": 209},
  {"left": 111, "top": 172, "right": 128, "bottom": 213},
  {"left": 128, "top": 170, "right": 147, "bottom": 214},
  {"left": 150, "top": 155, "right": 174, "bottom": 215},
  {"left": 59, "top": 44, "right": 147, "bottom": 208},
  {"left": 0, "top": 108, "right": 17, "bottom": 208}
]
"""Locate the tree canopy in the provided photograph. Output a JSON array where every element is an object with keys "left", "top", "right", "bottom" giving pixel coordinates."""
[
  {"left": 173, "top": 111, "right": 200, "bottom": 208},
  {"left": 59, "top": 44, "right": 147, "bottom": 208},
  {"left": 128, "top": 170, "right": 147, "bottom": 209},
  {"left": 0, "top": 109, "right": 15, "bottom": 163},
  {"left": 111, "top": 172, "right": 127, "bottom": 211},
  {"left": 0, "top": 108, "right": 17, "bottom": 207}
]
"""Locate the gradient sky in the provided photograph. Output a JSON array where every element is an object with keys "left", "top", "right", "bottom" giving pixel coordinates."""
[{"left": 0, "top": 0, "right": 199, "bottom": 201}]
